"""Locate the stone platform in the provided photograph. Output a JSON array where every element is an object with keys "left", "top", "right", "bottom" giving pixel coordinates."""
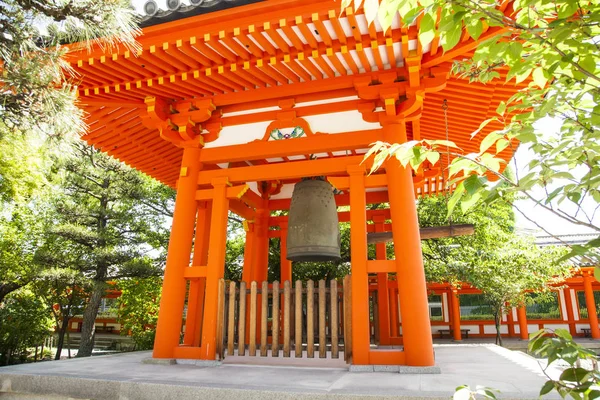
[{"left": 0, "top": 344, "right": 560, "bottom": 400}]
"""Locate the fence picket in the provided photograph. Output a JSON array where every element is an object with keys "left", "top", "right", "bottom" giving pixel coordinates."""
[
  {"left": 343, "top": 275, "right": 352, "bottom": 362},
  {"left": 237, "top": 281, "right": 247, "bottom": 356},
  {"left": 330, "top": 279, "right": 339, "bottom": 358},
  {"left": 261, "top": 281, "right": 269, "bottom": 356},
  {"left": 216, "top": 279, "right": 226, "bottom": 360},
  {"left": 227, "top": 281, "right": 236, "bottom": 356},
  {"left": 249, "top": 281, "right": 257, "bottom": 356},
  {"left": 307, "top": 280, "right": 314, "bottom": 358},
  {"left": 283, "top": 280, "right": 291, "bottom": 357},
  {"left": 319, "top": 280, "right": 326, "bottom": 358},
  {"left": 295, "top": 280, "right": 303, "bottom": 358},
  {"left": 272, "top": 281, "right": 280, "bottom": 357}
]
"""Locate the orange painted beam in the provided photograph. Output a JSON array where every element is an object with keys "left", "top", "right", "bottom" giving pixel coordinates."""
[
  {"left": 183, "top": 266, "right": 208, "bottom": 279},
  {"left": 268, "top": 190, "right": 389, "bottom": 210},
  {"left": 200, "top": 129, "right": 382, "bottom": 164},
  {"left": 366, "top": 260, "right": 396, "bottom": 274},
  {"left": 196, "top": 184, "right": 249, "bottom": 201},
  {"left": 197, "top": 155, "right": 371, "bottom": 185}
]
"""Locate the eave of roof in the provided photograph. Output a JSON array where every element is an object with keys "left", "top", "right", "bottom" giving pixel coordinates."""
[
  {"left": 68, "top": 0, "right": 521, "bottom": 190},
  {"left": 139, "top": 0, "right": 265, "bottom": 28}
]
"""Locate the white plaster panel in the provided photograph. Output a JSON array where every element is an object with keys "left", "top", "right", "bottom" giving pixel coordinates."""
[
  {"left": 576, "top": 323, "right": 592, "bottom": 334},
  {"left": 544, "top": 323, "right": 570, "bottom": 331},
  {"left": 571, "top": 289, "right": 579, "bottom": 320},
  {"left": 483, "top": 325, "right": 508, "bottom": 334},
  {"left": 459, "top": 325, "right": 480, "bottom": 334},
  {"left": 559, "top": 289, "right": 568, "bottom": 320},
  {"left": 442, "top": 293, "right": 449, "bottom": 323},
  {"left": 431, "top": 325, "right": 451, "bottom": 333}
]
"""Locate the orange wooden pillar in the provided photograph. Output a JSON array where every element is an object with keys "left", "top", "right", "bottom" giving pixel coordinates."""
[
  {"left": 374, "top": 215, "right": 391, "bottom": 345},
  {"left": 183, "top": 201, "right": 212, "bottom": 347},
  {"left": 348, "top": 165, "right": 370, "bottom": 365},
  {"left": 389, "top": 287, "right": 399, "bottom": 337},
  {"left": 241, "top": 221, "right": 255, "bottom": 284},
  {"left": 450, "top": 288, "right": 461, "bottom": 341},
  {"left": 563, "top": 289, "right": 578, "bottom": 336},
  {"left": 583, "top": 275, "right": 600, "bottom": 339},
  {"left": 506, "top": 305, "right": 516, "bottom": 337},
  {"left": 252, "top": 201, "right": 270, "bottom": 282},
  {"left": 383, "top": 121, "right": 434, "bottom": 366},
  {"left": 200, "top": 177, "right": 231, "bottom": 360},
  {"left": 153, "top": 146, "right": 202, "bottom": 359},
  {"left": 280, "top": 220, "right": 292, "bottom": 283},
  {"left": 517, "top": 306, "right": 528, "bottom": 340}
]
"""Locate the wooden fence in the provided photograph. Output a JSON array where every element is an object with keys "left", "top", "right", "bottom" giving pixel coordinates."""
[{"left": 216, "top": 276, "right": 351, "bottom": 362}]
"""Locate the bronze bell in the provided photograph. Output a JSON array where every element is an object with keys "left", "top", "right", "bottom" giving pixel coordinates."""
[{"left": 287, "top": 179, "right": 341, "bottom": 262}]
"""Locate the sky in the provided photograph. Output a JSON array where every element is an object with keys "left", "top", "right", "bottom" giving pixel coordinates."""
[{"left": 512, "top": 117, "right": 598, "bottom": 237}]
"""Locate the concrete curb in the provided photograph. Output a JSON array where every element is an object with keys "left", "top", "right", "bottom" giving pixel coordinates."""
[
  {"left": 349, "top": 365, "right": 441, "bottom": 374},
  {"left": 0, "top": 373, "right": 451, "bottom": 400}
]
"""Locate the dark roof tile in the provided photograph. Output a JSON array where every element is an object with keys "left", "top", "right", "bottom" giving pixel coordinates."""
[{"left": 139, "top": 0, "right": 264, "bottom": 28}]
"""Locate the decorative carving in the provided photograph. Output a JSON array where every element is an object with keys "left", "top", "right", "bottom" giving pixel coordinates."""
[
  {"left": 141, "top": 96, "right": 221, "bottom": 147},
  {"left": 354, "top": 67, "right": 450, "bottom": 124},
  {"left": 269, "top": 126, "right": 305, "bottom": 140}
]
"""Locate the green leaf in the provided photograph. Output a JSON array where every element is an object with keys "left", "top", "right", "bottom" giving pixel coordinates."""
[
  {"left": 426, "top": 151, "right": 440, "bottom": 166},
  {"left": 363, "top": 0, "right": 379, "bottom": 24},
  {"left": 466, "top": 19, "right": 483, "bottom": 40},
  {"left": 539, "top": 380, "right": 555, "bottom": 396},
  {"left": 453, "top": 386, "right": 472, "bottom": 400},
  {"left": 496, "top": 138, "right": 510, "bottom": 154},
  {"left": 447, "top": 182, "right": 465, "bottom": 217},
  {"left": 443, "top": 24, "right": 463, "bottom": 53},
  {"left": 496, "top": 101, "right": 506, "bottom": 117},
  {"left": 419, "top": 13, "right": 436, "bottom": 46},
  {"left": 463, "top": 174, "right": 483, "bottom": 195},
  {"left": 532, "top": 67, "right": 548, "bottom": 89},
  {"left": 461, "top": 192, "right": 482, "bottom": 213},
  {"left": 554, "top": 329, "right": 573, "bottom": 341},
  {"left": 593, "top": 266, "right": 600, "bottom": 283},
  {"left": 480, "top": 132, "right": 500, "bottom": 153},
  {"left": 471, "top": 118, "right": 499, "bottom": 138},
  {"left": 559, "top": 367, "right": 590, "bottom": 383}
]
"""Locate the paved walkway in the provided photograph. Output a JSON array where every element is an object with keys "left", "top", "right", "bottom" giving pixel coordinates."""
[{"left": 0, "top": 344, "right": 561, "bottom": 400}]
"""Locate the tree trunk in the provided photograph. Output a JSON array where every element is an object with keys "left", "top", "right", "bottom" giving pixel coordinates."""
[
  {"left": 54, "top": 316, "right": 70, "bottom": 360},
  {"left": 0, "top": 282, "right": 23, "bottom": 305},
  {"left": 493, "top": 310, "right": 503, "bottom": 347},
  {"left": 76, "top": 283, "right": 104, "bottom": 357}
]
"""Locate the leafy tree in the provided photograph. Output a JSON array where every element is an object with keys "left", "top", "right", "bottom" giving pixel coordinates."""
[
  {"left": 0, "top": 127, "right": 59, "bottom": 304},
  {"left": 0, "top": 0, "right": 139, "bottom": 137},
  {"left": 32, "top": 267, "right": 89, "bottom": 360},
  {"left": 47, "top": 142, "right": 172, "bottom": 357},
  {"left": 0, "top": 288, "right": 53, "bottom": 365},
  {"left": 352, "top": 0, "right": 600, "bottom": 262},
  {"left": 116, "top": 277, "right": 162, "bottom": 350},
  {"left": 419, "top": 194, "right": 570, "bottom": 345},
  {"left": 0, "top": 203, "right": 49, "bottom": 305}
]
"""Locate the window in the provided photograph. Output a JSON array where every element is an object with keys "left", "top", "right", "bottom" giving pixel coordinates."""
[
  {"left": 576, "top": 290, "right": 600, "bottom": 319},
  {"left": 459, "top": 294, "right": 493, "bottom": 320},
  {"left": 526, "top": 292, "right": 561, "bottom": 320},
  {"left": 99, "top": 298, "right": 116, "bottom": 313},
  {"left": 428, "top": 294, "right": 443, "bottom": 321}
]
